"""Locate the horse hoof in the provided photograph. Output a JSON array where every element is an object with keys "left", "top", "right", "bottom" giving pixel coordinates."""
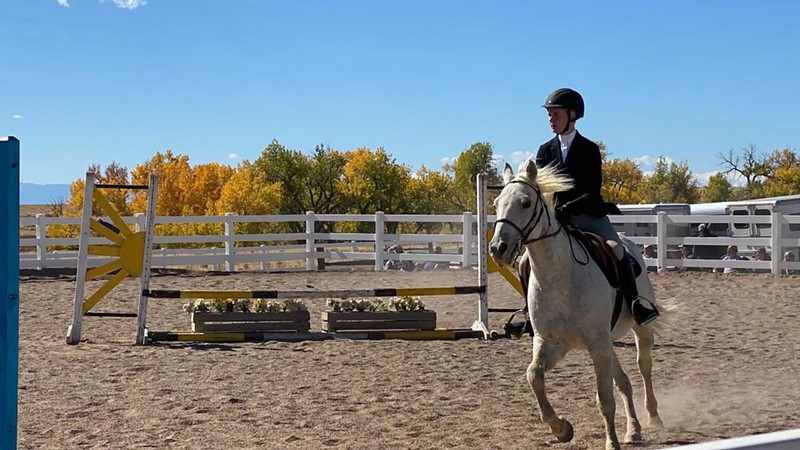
[
  {"left": 649, "top": 415, "right": 665, "bottom": 429},
  {"left": 554, "top": 418, "right": 574, "bottom": 443},
  {"left": 624, "top": 431, "right": 642, "bottom": 443},
  {"left": 489, "top": 330, "right": 500, "bottom": 340}
]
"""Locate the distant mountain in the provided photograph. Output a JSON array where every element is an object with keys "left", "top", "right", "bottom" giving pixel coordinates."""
[{"left": 20, "top": 183, "right": 71, "bottom": 205}]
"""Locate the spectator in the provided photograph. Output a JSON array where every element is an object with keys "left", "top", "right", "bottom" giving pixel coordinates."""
[
  {"left": 714, "top": 245, "right": 747, "bottom": 274},
  {"left": 698, "top": 223, "right": 717, "bottom": 237},
  {"left": 418, "top": 246, "right": 449, "bottom": 271},
  {"left": 384, "top": 245, "right": 415, "bottom": 271},
  {"left": 751, "top": 247, "right": 771, "bottom": 273},
  {"left": 783, "top": 251, "right": 799, "bottom": 275},
  {"left": 643, "top": 244, "right": 657, "bottom": 259},
  {"left": 678, "top": 244, "right": 697, "bottom": 272},
  {"left": 695, "top": 223, "right": 724, "bottom": 259}
]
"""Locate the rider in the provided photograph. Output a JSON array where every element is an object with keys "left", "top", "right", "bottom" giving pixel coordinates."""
[{"left": 532, "top": 88, "right": 658, "bottom": 326}]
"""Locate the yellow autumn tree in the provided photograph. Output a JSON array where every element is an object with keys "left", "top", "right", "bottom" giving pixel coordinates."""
[
  {"left": 763, "top": 148, "right": 800, "bottom": 197},
  {"left": 130, "top": 151, "right": 222, "bottom": 245},
  {"left": 602, "top": 158, "right": 644, "bottom": 204},
  {"left": 65, "top": 162, "right": 132, "bottom": 217},
  {"left": 49, "top": 163, "right": 133, "bottom": 249},
  {"left": 130, "top": 150, "right": 193, "bottom": 216},
  {"left": 340, "top": 147, "right": 414, "bottom": 232},
  {"left": 214, "top": 161, "right": 283, "bottom": 236},
  {"left": 182, "top": 162, "right": 235, "bottom": 216}
]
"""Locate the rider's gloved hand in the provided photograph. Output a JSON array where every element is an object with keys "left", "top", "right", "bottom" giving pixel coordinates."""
[{"left": 555, "top": 204, "right": 571, "bottom": 223}]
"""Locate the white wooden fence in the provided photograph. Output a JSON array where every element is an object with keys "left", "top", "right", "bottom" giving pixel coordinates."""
[{"left": 19, "top": 211, "right": 800, "bottom": 274}]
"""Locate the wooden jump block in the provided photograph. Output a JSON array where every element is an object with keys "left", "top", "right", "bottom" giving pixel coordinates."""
[
  {"left": 191, "top": 311, "right": 310, "bottom": 333},
  {"left": 321, "top": 310, "right": 436, "bottom": 332}
]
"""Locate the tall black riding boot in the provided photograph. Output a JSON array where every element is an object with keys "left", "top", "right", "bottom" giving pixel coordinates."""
[{"left": 618, "top": 254, "right": 659, "bottom": 326}]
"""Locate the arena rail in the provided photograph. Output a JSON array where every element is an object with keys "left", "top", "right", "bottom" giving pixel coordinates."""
[{"left": 20, "top": 212, "right": 800, "bottom": 275}]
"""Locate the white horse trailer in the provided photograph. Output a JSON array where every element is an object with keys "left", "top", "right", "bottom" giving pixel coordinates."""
[
  {"left": 725, "top": 195, "right": 800, "bottom": 237},
  {"left": 615, "top": 204, "right": 691, "bottom": 238},
  {"left": 690, "top": 194, "right": 800, "bottom": 258}
]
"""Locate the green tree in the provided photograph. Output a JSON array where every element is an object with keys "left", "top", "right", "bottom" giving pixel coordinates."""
[
  {"left": 252, "top": 140, "right": 311, "bottom": 214},
  {"left": 703, "top": 173, "right": 733, "bottom": 202},
  {"left": 406, "top": 166, "right": 456, "bottom": 233},
  {"left": 718, "top": 144, "right": 772, "bottom": 199},
  {"left": 638, "top": 157, "right": 698, "bottom": 203},
  {"left": 306, "top": 144, "right": 347, "bottom": 215},
  {"left": 763, "top": 148, "right": 800, "bottom": 197},
  {"left": 444, "top": 142, "right": 501, "bottom": 212}
]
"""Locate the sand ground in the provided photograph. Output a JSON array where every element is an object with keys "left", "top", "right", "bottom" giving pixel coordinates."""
[{"left": 16, "top": 269, "right": 800, "bottom": 449}]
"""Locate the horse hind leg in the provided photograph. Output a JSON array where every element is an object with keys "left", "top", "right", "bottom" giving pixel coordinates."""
[
  {"left": 527, "top": 337, "right": 573, "bottom": 443},
  {"left": 633, "top": 324, "right": 665, "bottom": 428},
  {"left": 610, "top": 353, "right": 643, "bottom": 443}
]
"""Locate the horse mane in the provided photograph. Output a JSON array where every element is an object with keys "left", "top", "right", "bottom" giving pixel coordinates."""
[{"left": 513, "top": 164, "right": 573, "bottom": 210}]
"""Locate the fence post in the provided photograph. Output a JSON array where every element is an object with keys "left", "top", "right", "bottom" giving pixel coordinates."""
[
  {"left": 375, "top": 212, "right": 385, "bottom": 271},
  {"left": 260, "top": 244, "right": 267, "bottom": 272},
  {"left": 771, "top": 212, "right": 782, "bottom": 275},
  {"left": 656, "top": 212, "right": 668, "bottom": 272},
  {"left": 305, "top": 211, "right": 316, "bottom": 271},
  {"left": 209, "top": 247, "right": 219, "bottom": 271},
  {"left": 133, "top": 212, "right": 145, "bottom": 232},
  {"left": 224, "top": 212, "right": 234, "bottom": 272},
  {"left": 1, "top": 136, "right": 20, "bottom": 449},
  {"left": 35, "top": 213, "right": 46, "bottom": 269},
  {"left": 462, "top": 212, "right": 473, "bottom": 268}
]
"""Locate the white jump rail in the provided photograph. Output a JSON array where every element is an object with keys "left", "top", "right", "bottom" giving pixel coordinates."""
[{"left": 675, "top": 429, "right": 800, "bottom": 449}]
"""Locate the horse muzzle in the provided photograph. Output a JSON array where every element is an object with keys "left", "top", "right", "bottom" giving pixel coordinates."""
[{"left": 489, "top": 234, "right": 518, "bottom": 267}]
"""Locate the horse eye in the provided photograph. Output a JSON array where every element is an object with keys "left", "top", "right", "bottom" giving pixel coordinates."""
[{"left": 521, "top": 197, "right": 531, "bottom": 208}]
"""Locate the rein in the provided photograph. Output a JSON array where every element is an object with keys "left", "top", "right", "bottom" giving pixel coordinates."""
[{"left": 494, "top": 178, "right": 590, "bottom": 265}]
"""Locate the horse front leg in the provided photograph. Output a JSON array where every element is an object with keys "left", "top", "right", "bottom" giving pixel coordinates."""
[
  {"left": 589, "top": 343, "right": 621, "bottom": 450},
  {"left": 633, "top": 324, "right": 664, "bottom": 428},
  {"left": 527, "top": 337, "right": 572, "bottom": 443}
]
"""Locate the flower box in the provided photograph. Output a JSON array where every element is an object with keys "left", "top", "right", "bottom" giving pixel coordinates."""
[
  {"left": 191, "top": 311, "right": 311, "bottom": 333},
  {"left": 321, "top": 310, "right": 436, "bottom": 332}
]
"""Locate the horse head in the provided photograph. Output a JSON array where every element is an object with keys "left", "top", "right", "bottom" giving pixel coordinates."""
[{"left": 489, "top": 160, "right": 572, "bottom": 267}]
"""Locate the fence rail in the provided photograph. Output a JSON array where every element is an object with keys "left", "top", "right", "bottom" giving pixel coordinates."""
[{"left": 19, "top": 211, "right": 800, "bottom": 275}]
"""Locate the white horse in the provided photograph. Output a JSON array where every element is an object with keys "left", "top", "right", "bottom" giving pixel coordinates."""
[{"left": 489, "top": 160, "right": 666, "bottom": 450}]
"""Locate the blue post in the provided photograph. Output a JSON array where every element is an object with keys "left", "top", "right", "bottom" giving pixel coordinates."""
[{"left": 1, "top": 136, "right": 20, "bottom": 449}]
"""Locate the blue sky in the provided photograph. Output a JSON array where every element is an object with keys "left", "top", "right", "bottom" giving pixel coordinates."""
[{"left": 3, "top": 0, "right": 799, "bottom": 186}]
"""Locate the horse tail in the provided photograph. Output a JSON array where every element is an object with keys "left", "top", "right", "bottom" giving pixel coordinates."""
[{"left": 647, "top": 296, "right": 681, "bottom": 336}]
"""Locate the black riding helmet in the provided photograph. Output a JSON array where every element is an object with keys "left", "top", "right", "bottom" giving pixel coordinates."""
[
  {"left": 543, "top": 89, "right": 584, "bottom": 133},
  {"left": 542, "top": 88, "right": 585, "bottom": 119}
]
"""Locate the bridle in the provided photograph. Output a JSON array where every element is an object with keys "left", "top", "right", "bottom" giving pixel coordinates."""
[{"left": 493, "top": 178, "right": 562, "bottom": 251}]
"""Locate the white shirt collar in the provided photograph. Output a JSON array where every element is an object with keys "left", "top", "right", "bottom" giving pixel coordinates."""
[{"left": 558, "top": 129, "right": 577, "bottom": 160}]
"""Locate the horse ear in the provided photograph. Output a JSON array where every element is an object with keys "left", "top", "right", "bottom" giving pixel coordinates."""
[
  {"left": 503, "top": 163, "right": 514, "bottom": 184},
  {"left": 518, "top": 159, "right": 538, "bottom": 179}
]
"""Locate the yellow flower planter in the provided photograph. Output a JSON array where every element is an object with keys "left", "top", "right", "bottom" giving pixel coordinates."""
[
  {"left": 321, "top": 310, "right": 436, "bottom": 332},
  {"left": 191, "top": 311, "right": 310, "bottom": 333}
]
